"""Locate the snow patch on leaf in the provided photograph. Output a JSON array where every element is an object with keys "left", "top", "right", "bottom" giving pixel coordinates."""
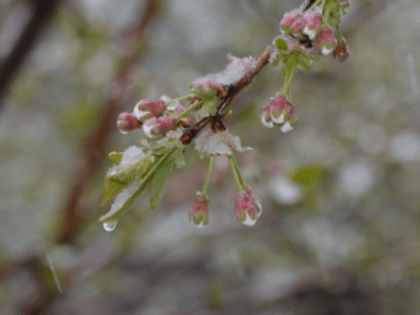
[
  {"left": 203, "top": 55, "right": 257, "bottom": 86},
  {"left": 100, "top": 180, "right": 140, "bottom": 222},
  {"left": 108, "top": 145, "right": 145, "bottom": 176},
  {"left": 194, "top": 129, "right": 252, "bottom": 157}
]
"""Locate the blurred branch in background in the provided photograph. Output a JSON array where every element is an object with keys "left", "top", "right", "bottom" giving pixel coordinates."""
[
  {"left": 0, "top": 0, "right": 62, "bottom": 108},
  {"left": 56, "top": 0, "right": 159, "bottom": 245},
  {"left": 0, "top": 0, "right": 159, "bottom": 313}
]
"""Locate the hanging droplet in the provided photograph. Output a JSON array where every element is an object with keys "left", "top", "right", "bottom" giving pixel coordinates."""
[{"left": 103, "top": 220, "right": 118, "bottom": 232}]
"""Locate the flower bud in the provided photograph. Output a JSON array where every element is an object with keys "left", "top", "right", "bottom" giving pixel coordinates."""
[
  {"left": 189, "top": 194, "right": 209, "bottom": 228},
  {"left": 260, "top": 105, "right": 274, "bottom": 128},
  {"left": 234, "top": 187, "right": 262, "bottom": 226},
  {"left": 117, "top": 112, "right": 142, "bottom": 134},
  {"left": 280, "top": 9, "right": 303, "bottom": 36},
  {"left": 133, "top": 99, "right": 167, "bottom": 122},
  {"left": 191, "top": 77, "right": 228, "bottom": 97},
  {"left": 260, "top": 94, "right": 298, "bottom": 132},
  {"left": 302, "top": 9, "right": 322, "bottom": 40},
  {"left": 333, "top": 39, "right": 350, "bottom": 62},
  {"left": 142, "top": 116, "right": 177, "bottom": 140},
  {"left": 315, "top": 26, "right": 337, "bottom": 55}
]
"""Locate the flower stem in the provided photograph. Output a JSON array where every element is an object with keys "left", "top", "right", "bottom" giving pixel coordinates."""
[
  {"left": 228, "top": 155, "right": 246, "bottom": 192},
  {"left": 335, "top": 25, "right": 344, "bottom": 43},
  {"left": 322, "top": 0, "right": 331, "bottom": 26},
  {"left": 283, "top": 65, "right": 296, "bottom": 98},
  {"left": 175, "top": 99, "right": 204, "bottom": 121},
  {"left": 200, "top": 155, "right": 215, "bottom": 196},
  {"left": 167, "top": 93, "right": 195, "bottom": 106}
]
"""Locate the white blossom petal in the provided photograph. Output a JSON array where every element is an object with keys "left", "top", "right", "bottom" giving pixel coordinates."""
[{"left": 280, "top": 121, "right": 294, "bottom": 133}]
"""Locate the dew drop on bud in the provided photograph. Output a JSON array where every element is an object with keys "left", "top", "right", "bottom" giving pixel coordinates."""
[{"left": 103, "top": 220, "right": 118, "bottom": 232}]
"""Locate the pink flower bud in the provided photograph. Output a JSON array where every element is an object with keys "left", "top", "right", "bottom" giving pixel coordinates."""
[
  {"left": 173, "top": 104, "right": 193, "bottom": 126},
  {"left": 287, "top": 38, "right": 303, "bottom": 52},
  {"left": 234, "top": 187, "right": 262, "bottom": 226},
  {"left": 280, "top": 9, "right": 303, "bottom": 35},
  {"left": 142, "top": 116, "right": 177, "bottom": 139},
  {"left": 260, "top": 94, "right": 298, "bottom": 132},
  {"left": 191, "top": 77, "right": 228, "bottom": 97},
  {"left": 189, "top": 194, "right": 209, "bottom": 228},
  {"left": 302, "top": 10, "right": 322, "bottom": 40},
  {"left": 133, "top": 99, "right": 167, "bottom": 122},
  {"left": 117, "top": 112, "right": 142, "bottom": 134},
  {"left": 260, "top": 104, "right": 274, "bottom": 128},
  {"left": 315, "top": 26, "right": 337, "bottom": 55},
  {"left": 333, "top": 39, "right": 350, "bottom": 62}
]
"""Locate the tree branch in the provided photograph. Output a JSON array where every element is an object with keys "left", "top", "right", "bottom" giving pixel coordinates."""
[
  {"left": 180, "top": 45, "right": 273, "bottom": 145},
  {"left": 56, "top": 0, "right": 158, "bottom": 244},
  {"left": 0, "top": 0, "right": 62, "bottom": 109}
]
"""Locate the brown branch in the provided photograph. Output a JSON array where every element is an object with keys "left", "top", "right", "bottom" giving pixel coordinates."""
[
  {"left": 0, "top": 0, "right": 62, "bottom": 109},
  {"left": 0, "top": 4, "right": 159, "bottom": 313},
  {"left": 180, "top": 45, "right": 273, "bottom": 145},
  {"left": 0, "top": 0, "right": 159, "bottom": 312}
]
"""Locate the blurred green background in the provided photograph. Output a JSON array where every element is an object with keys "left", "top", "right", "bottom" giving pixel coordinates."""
[{"left": 1, "top": 0, "right": 420, "bottom": 314}]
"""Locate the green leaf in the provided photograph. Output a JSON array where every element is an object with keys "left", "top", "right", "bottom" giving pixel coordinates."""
[
  {"left": 194, "top": 129, "right": 252, "bottom": 158},
  {"left": 274, "top": 37, "right": 288, "bottom": 52},
  {"left": 108, "top": 151, "right": 123, "bottom": 163},
  {"left": 150, "top": 157, "right": 175, "bottom": 208},
  {"left": 271, "top": 54, "right": 283, "bottom": 67},
  {"left": 101, "top": 155, "right": 154, "bottom": 206},
  {"left": 297, "top": 52, "right": 312, "bottom": 71},
  {"left": 290, "top": 164, "right": 326, "bottom": 188},
  {"left": 289, "top": 164, "right": 327, "bottom": 208},
  {"left": 196, "top": 98, "right": 218, "bottom": 119},
  {"left": 194, "top": 88, "right": 217, "bottom": 101},
  {"left": 281, "top": 52, "right": 299, "bottom": 78},
  {"left": 99, "top": 147, "right": 176, "bottom": 223}
]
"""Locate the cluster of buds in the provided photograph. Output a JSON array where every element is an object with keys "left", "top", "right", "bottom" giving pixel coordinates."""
[
  {"left": 279, "top": 1, "right": 350, "bottom": 59},
  {"left": 189, "top": 187, "right": 263, "bottom": 228},
  {"left": 234, "top": 186, "right": 262, "bottom": 226},
  {"left": 280, "top": 8, "right": 322, "bottom": 41},
  {"left": 260, "top": 94, "right": 297, "bottom": 132},
  {"left": 116, "top": 97, "right": 193, "bottom": 140},
  {"left": 281, "top": 10, "right": 337, "bottom": 56}
]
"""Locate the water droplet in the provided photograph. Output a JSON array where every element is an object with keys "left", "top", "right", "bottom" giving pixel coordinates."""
[{"left": 103, "top": 220, "right": 118, "bottom": 232}]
